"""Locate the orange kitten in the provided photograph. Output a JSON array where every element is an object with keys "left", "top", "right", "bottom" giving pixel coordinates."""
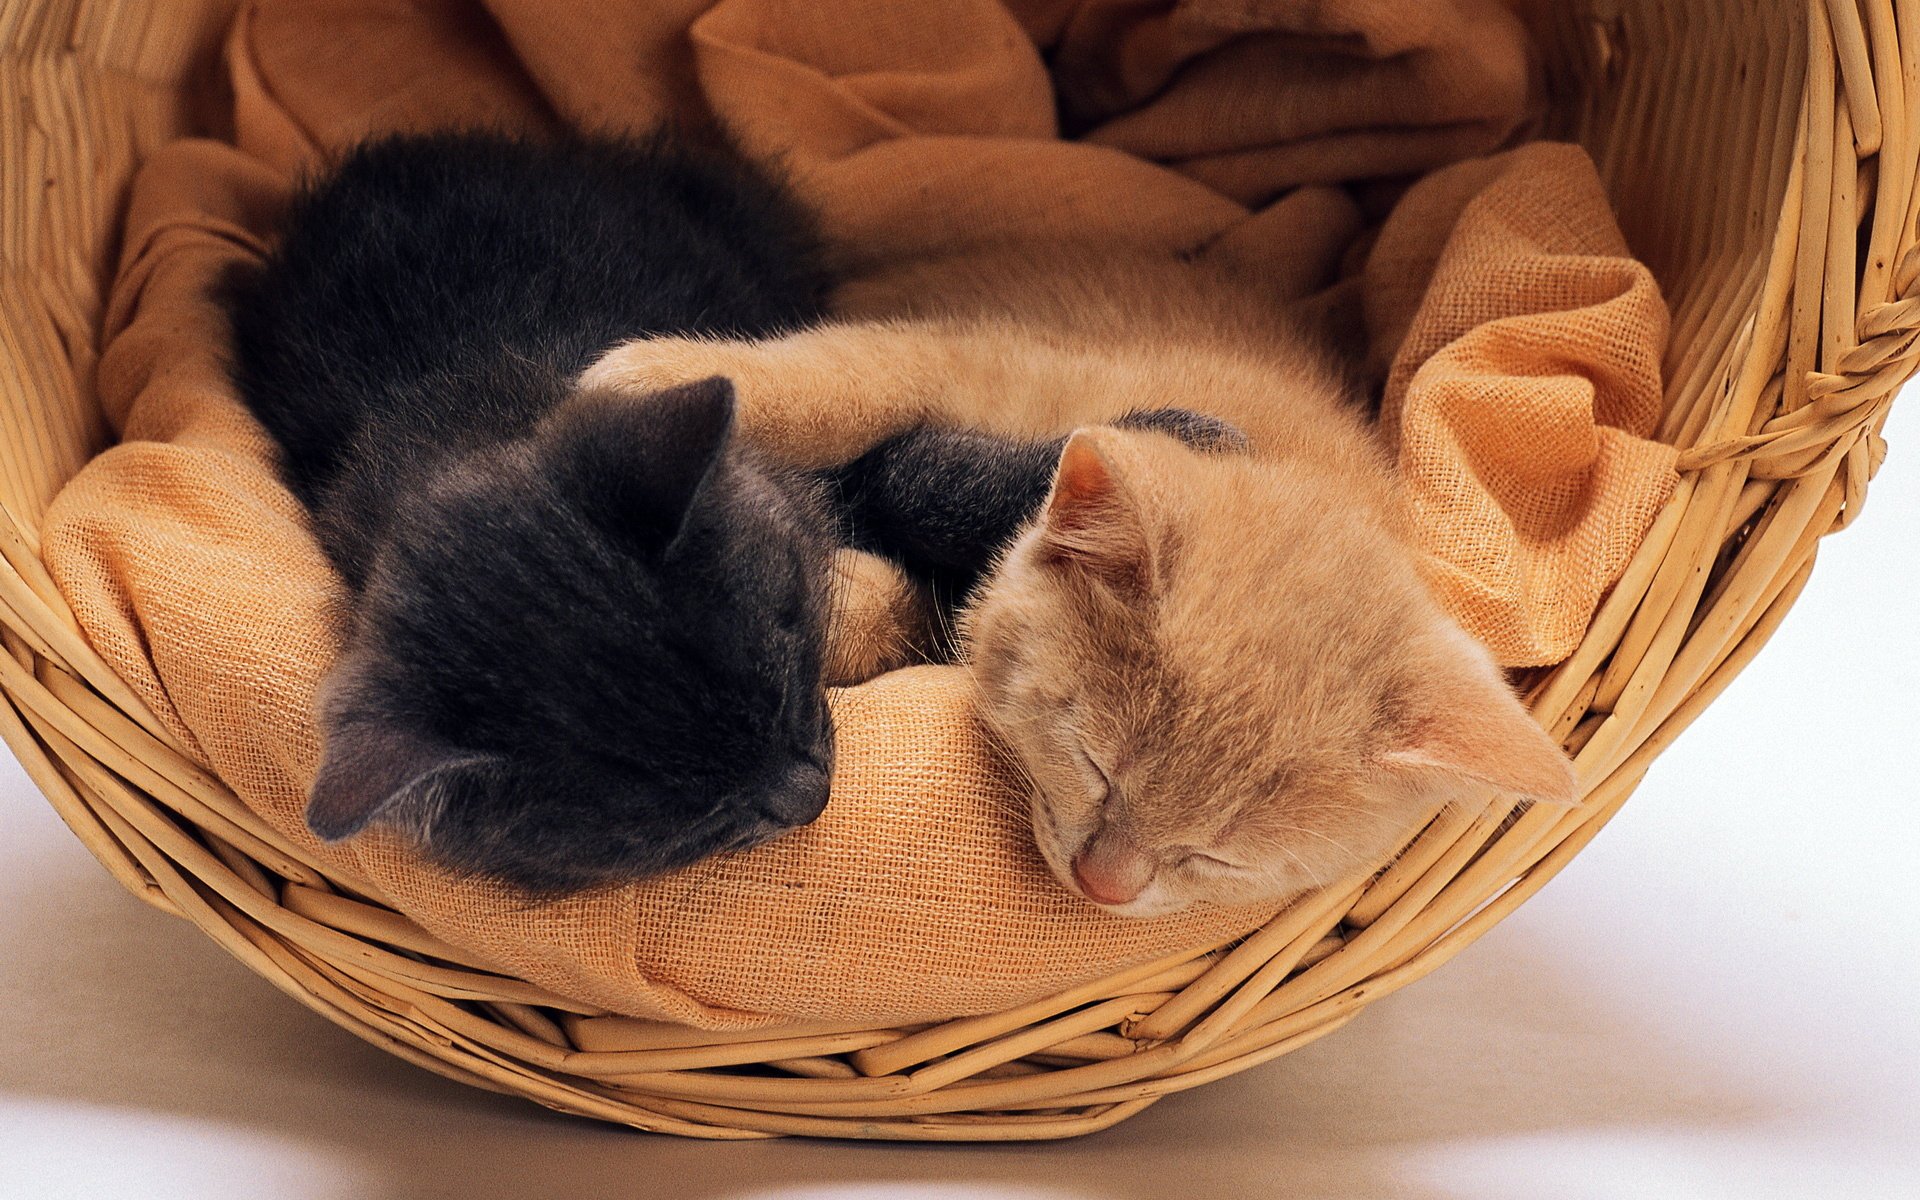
[{"left": 582, "top": 248, "right": 1578, "bottom": 915}]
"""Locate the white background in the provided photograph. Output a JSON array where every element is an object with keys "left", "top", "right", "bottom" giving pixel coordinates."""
[{"left": 2, "top": 402, "right": 1915, "bottom": 1200}]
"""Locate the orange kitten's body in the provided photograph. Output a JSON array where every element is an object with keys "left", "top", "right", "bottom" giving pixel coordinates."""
[
  {"left": 583, "top": 248, "right": 1577, "bottom": 916},
  {"left": 590, "top": 249, "right": 1387, "bottom": 479}
]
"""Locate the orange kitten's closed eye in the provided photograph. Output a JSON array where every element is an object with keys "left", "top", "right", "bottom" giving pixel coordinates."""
[{"left": 966, "top": 427, "right": 1577, "bottom": 917}]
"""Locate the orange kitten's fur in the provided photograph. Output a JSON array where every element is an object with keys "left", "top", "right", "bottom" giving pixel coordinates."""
[
  {"left": 822, "top": 546, "right": 938, "bottom": 686},
  {"left": 582, "top": 248, "right": 1578, "bottom": 916}
]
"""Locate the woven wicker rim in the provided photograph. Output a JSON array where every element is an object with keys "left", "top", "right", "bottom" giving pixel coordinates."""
[{"left": 0, "top": 0, "right": 1911, "bottom": 1141}]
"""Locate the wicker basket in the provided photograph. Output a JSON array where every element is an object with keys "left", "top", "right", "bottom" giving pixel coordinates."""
[{"left": 0, "top": 0, "right": 1910, "bottom": 1141}]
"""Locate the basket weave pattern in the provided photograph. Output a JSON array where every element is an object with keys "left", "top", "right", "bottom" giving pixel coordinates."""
[{"left": 0, "top": 0, "right": 1911, "bottom": 1139}]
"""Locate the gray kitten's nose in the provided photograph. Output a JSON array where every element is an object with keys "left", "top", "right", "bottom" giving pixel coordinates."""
[{"left": 762, "top": 759, "right": 831, "bottom": 826}]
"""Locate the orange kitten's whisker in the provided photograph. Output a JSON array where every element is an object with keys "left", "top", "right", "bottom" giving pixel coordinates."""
[{"left": 1267, "top": 821, "right": 1366, "bottom": 857}]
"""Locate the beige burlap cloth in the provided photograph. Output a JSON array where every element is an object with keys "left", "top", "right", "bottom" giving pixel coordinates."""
[{"left": 39, "top": 0, "right": 1676, "bottom": 1027}]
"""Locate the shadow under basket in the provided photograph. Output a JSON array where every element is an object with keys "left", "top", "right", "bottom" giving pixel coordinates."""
[{"left": 0, "top": 0, "right": 1913, "bottom": 1141}]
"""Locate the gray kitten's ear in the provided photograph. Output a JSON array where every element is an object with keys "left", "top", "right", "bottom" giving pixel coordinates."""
[
  {"left": 1039, "top": 430, "right": 1154, "bottom": 595},
  {"left": 545, "top": 376, "right": 737, "bottom": 550},
  {"left": 306, "top": 721, "right": 495, "bottom": 842}
]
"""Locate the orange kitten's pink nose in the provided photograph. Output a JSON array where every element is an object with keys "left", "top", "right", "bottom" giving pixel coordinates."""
[{"left": 1071, "top": 831, "right": 1154, "bottom": 906}]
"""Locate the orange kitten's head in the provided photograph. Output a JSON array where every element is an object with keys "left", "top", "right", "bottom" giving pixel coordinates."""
[{"left": 964, "top": 428, "right": 1577, "bottom": 917}]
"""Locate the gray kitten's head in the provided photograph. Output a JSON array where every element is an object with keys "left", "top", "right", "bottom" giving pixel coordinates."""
[{"left": 306, "top": 378, "right": 835, "bottom": 893}]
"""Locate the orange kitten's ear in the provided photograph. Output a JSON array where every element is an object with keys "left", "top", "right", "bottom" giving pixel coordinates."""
[
  {"left": 1039, "top": 430, "right": 1153, "bottom": 594},
  {"left": 1379, "top": 633, "right": 1579, "bottom": 806}
]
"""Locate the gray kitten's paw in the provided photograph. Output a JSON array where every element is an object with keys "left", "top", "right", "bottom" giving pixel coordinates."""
[{"left": 1113, "top": 407, "right": 1251, "bottom": 455}]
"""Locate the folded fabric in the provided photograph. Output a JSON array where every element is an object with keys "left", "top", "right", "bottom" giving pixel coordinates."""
[
  {"left": 1366, "top": 142, "right": 1677, "bottom": 665},
  {"left": 40, "top": 0, "right": 1672, "bottom": 1027}
]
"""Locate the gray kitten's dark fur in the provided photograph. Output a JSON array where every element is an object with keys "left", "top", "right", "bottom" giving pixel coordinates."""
[{"left": 223, "top": 130, "right": 840, "bottom": 893}]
